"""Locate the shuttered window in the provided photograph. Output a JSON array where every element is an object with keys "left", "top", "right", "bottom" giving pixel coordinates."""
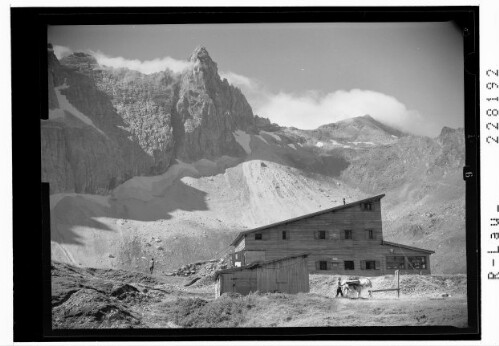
[
  {"left": 344, "top": 230, "right": 352, "bottom": 240},
  {"left": 361, "top": 260, "right": 380, "bottom": 270},
  {"left": 314, "top": 230, "right": 328, "bottom": 240},
  {"left": 282, "top": 231, "right": 287, "bottom": 240}
]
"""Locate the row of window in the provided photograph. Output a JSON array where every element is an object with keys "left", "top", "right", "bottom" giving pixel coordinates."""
[
  {"left": 386, "top": 256, "right": 427, "bottom": 269},
  {"left": 316, "top": 260, "right": 379, "bottom": 271},
  {"left": 315, "top": 256, "right": 428, "bottom": 271},
  {"left": 254, "top": 229, "right": 376, "bottom": 241}
]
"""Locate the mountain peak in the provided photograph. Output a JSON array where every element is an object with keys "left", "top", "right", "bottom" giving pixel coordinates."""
[
  {"left": 60, "top": 52, "right": 99, "bottom": 71},
  {"left": 190, "top": 46, "right": 212, "bottom": 63},
  {"left": 439, "top": 126, "right": 462, "bottom": 136},
  {"left": 315, "top": 114, "right": 405, "bottom": 144}
]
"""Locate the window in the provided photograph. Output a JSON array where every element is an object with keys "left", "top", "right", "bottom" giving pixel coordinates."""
[
  {"left": 255, "top": 233, "right": 262, "bottom": 240},
  {"left": 386, "top": 256, "right": 405, "bottom": 269},
  {"left": 365, "top": 260, "right": 376, "bottom": 270},
  {"left": 407, "top": 256, "right": 427, "bottom": 269},
  {"left": 318, "top": 230, "right": 326, "bottom": 239},
  {"left": 367, "top": 229, "right": 374, "bottom": 240},
  {"left": 361, "top": 260, "right": 380, "bottom": 270},
  {"left": 282, "top": 231, "right": 287, "bottom": 240},
  {"left": 344, "top": 261, "right": 354, "bottom": 270},
  {"left": 319, "top": 261, "right": 328, "bottom": 270},
  {"left": 344, "top": 230, "right": 352, "bottom": 240},
  {"left": 362, "top": 202, "right": 373, "bottom": 211}
]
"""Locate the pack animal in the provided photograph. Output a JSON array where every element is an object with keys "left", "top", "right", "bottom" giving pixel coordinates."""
[{"left": 343, "top": 278, "right": 372, "bottom": 298}]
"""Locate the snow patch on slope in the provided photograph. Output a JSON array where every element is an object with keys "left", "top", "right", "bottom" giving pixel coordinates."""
[
  {"left": 316, "top": 142, "right": 324, "bottom": 148},
  {"left": 261, "top": 131, "right": 282, "bottom": 142},
  {"left": 233, "top": 130, "right": 252, "bottom": 154},
  {"left": 350, "top": 141, "right": 375, "bottom": 146},
  {"left": 287, "top": 144, "right": 297, "bottom": 150},
  {"left": 49, "top": 82, "right": 107, "bottom": 137},
  {"left": 255, "top": 135, "right": 269, "bottom": 145}
]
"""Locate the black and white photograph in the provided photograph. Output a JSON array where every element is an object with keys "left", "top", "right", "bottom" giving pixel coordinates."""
[{"left": 40, "top": 18, "right": 473, "bottom": 333}]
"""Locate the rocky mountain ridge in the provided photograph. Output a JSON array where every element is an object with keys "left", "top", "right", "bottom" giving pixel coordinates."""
[{"left": 43, "top": 45, "right": 258, "bottom": 194}]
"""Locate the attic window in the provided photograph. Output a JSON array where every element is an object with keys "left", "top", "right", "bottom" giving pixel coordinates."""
[
  {"left": 255, "top": 233, "right": 262, "bottom": 240},
  {"left": 282, "top": 231, "right": 287, "bottom": 240},
  {"left": 318, "top": 230, "right": 326, "bottom": 239},
  {"left": 367, "top": 229, "right": 374, "bottom": 240},
  {"left": 362, "top": 202, "right": 373, "bottom": 211}
]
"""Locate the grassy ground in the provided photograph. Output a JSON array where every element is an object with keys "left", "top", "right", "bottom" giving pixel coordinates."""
[
  {"left": 51, "top": 262, "right": 468, "bottom": 329},
  {"left": 158, "top": 293, "right": 467, "bottom": 328}
]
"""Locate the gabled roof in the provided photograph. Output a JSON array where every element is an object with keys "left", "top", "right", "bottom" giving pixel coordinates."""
[
  {"left": 214, "top": 253, "right": 309, "bottom": 279},
  {"left": 230, "top": 194, "right": 385, "bottom": 246},
  {"left": 381, "top": 241, "right": 435, "bottom": 254}
]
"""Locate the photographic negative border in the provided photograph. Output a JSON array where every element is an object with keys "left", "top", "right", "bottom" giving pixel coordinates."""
[{"left": 11, "top": 6, "right": 480, "bottom": 342}]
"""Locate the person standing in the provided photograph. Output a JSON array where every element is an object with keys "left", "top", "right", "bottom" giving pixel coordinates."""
[
  {"left": 336, "top": 278, "right": 344, "bottom": 297},
  {"left": 149, "top": 258, "right": 155, "bottom": 275}
]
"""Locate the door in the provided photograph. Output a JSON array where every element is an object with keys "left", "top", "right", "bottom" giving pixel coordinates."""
[{"left": 276, "top": 270, "right": 289, "bottom": 293}]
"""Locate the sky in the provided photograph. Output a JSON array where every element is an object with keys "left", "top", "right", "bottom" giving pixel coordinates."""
[{"left": 48, "top": 23, "right": 464, "bottom": 137}]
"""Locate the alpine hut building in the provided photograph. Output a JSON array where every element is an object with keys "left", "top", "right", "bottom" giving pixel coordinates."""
[{"left": 229, "top": 194, "right": 434, "bottom": 276}]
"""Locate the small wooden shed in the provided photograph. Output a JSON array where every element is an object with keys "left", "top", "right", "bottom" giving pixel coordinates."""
[{"left": 214, "top": 253, "right": 309, "bottom": 298}]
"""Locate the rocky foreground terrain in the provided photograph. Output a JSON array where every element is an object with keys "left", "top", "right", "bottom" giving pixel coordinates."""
[
  {"left": 43, "top": 45, "right": 466, "bottom": 276},
  {"left": 52, "top": 261, "right": 467, "bottom": 329}
]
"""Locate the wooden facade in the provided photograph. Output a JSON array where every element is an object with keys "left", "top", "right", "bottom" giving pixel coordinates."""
[
  {"left": 215, "top": 254, "right": 310, "bottom": 297},
  {"left": 229, "top": 194, "right": 434, "bottom": 276}
]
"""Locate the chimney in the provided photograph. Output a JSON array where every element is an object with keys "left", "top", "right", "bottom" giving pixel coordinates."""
[{"left": 343, "top": 198, "right": 346, "bottom": 205}]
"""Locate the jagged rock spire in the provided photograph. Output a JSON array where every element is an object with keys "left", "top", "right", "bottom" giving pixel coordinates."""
[
  {"left": 189, "top": 46, "right": 212, "bottom": 63},
  {"left": 188, "top": 46, "right": 218, "bottom": 78}
]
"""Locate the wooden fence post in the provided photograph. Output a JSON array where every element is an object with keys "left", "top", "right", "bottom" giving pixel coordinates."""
[{"left": 395, "top": 270, "right": 400, "bottom": 298}]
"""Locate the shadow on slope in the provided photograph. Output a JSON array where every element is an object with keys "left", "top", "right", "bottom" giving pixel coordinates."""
[
  {"left": 50, "top": 179, "right": 208, "bottom": 246},
  {"left": 246, "top": 131, "right": 351, "bottom": 179}
]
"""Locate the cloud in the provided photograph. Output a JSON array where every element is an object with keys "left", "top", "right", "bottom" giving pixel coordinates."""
[
  {"left": 222, "top": 72, "right": 437, "bottom": 136},
  {"left": 91, "top": 51, "right": 192, "bottom": 74},
  {"left": 220, "top": 71, "right": 259, "bottom": 91},
  {"left": 52, "top": 45, "right": 192, "bottom": 74},
  {"left": 256, "top": 89, "right": 437, "bottom": 136},
  {"left": 53, "top": 45, "right": 73, "bottom": 59}
]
